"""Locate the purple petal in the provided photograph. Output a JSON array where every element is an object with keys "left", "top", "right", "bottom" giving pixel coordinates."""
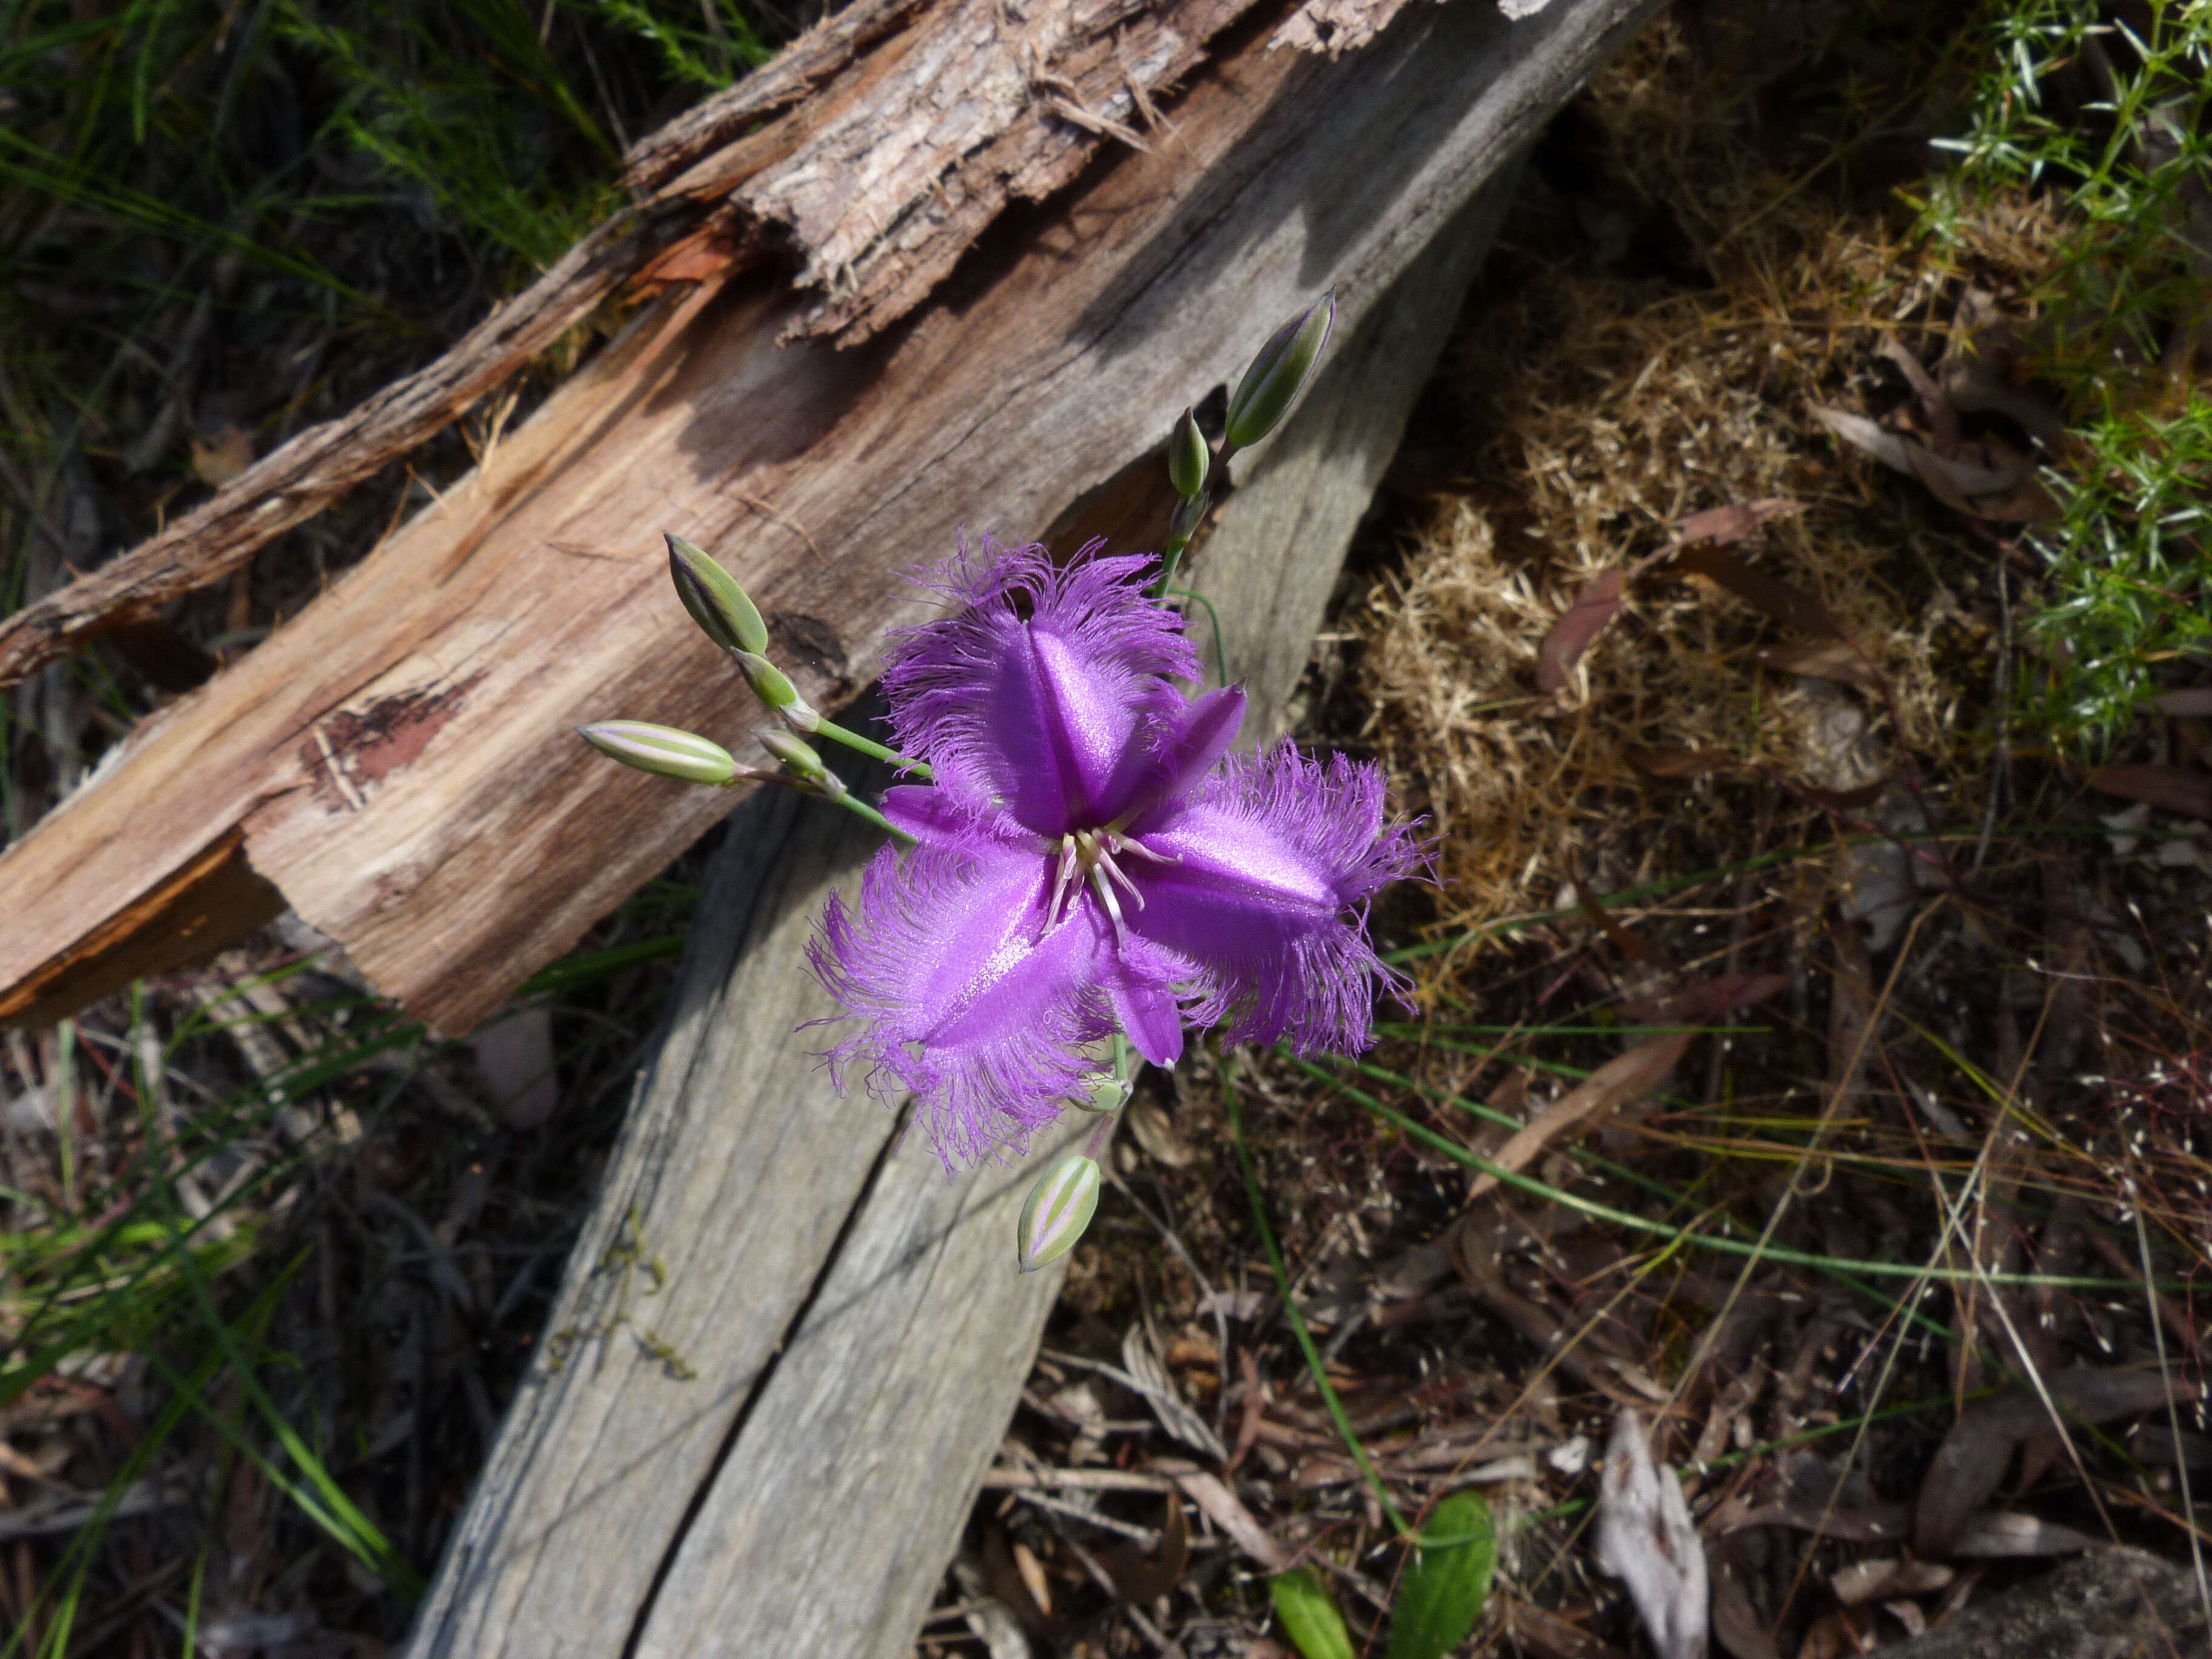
[
  {"left": 1126, "top": 742, "right": 1423, "bottom": 1053},
  {"left": 878, "top": 783, "right": 1036, "bottom": 850},
  {"left": 880, "top": 538, "right": 1200, "bottom": 837},
  {"left": 808, "top": 836, "right": 1113, "bottom": 1168},
  {"left": 1110, "top": 685, "right": 1246, "bottom": 822},
  {"left": 1107, "top": 969, "right": 1185, "bottom": 1068}
]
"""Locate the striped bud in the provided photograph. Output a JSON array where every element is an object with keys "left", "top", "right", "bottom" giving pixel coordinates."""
[
  {"left": 1074, "top": 1072, "right": 1130, "bottom": 1114},
  {"left": 576, "top": 721, "right": 739, "bottom": 786},
  {"left": 1016, "top": 1153, "right": 1101, "bottom": 1272},
  {"left": 1167, "top": 407, "right": 1209, "bottom": 499},
  {"left": 760, "top": 729, "right": 845, "bottom": 800},
  {"left": 666, "top": 534, "right": 769, "bottom": 655},
  {"left": 1224, "top": 291, "right": 1335, "bottom": 451}
]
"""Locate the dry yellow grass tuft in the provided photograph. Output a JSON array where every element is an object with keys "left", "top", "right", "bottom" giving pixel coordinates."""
[{"left": 1355, "top": 18, "right": 2074, "bottom": 946}]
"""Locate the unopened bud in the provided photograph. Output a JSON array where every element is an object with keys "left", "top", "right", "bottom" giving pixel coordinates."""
[
  {"left": 1017, "top": 1152, "right": 1102, "bottom": 1272},
  {"left": 666, "top": 534, "right": 769, "bottom": 655},
  {"left": 1168, "top": 494, "right": 1207, "bottom": 546},
  {"left": 734, "top": 650, "right": 820, "bottom": 729},
  {"left": 760, "top": 729, "right": 845, "bottom": 799},
  {"left": 577, "top": 721, "right": 739, "bottom": 786},
  {"left": 1224, "top": 291, "right": 1335, "bottom": 451},
  {"left": 1167, "top": 407, "right": 1209, "bottom": 499},
  {"left": 1074, "top": 1072, "right": 1130, "bottom": 1114}
]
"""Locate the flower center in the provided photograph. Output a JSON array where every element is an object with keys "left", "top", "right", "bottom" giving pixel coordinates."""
[{"left": 1042, "top": 826, "right": 1177, "bottom": 943}]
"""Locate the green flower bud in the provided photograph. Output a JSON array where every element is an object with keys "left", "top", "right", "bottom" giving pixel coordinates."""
[
  {"left": 576, "top": 721, "right": 739, "bottom": 787},
  {"left": 734, "top": 651, "right": 820, "bottom": 729},
  {"left": 1224, "top": 291, "right": 1335, "bottom": 452},
  {"left": 1016, "top": 1152, "right": 1102, "bottom": 1272},
  {"left": 1167, "top": 407, "right": 1210, "bottom": 499},
  {"left": 760, "top": 728, "right": 845, "bottom": 800},
  {"left": 1074, "top": 1072, "right": 1131, "bottom": 1114},
  {"left": 666, "top": 534, "right": 769, "bottom": 655}
]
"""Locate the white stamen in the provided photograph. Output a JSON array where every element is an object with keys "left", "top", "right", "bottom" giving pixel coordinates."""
[
  {"left": 1108, "top": 830, "right": 1179, "bottom": 865},
  {"left": 1088, "top": 865, "right": 1130, "bottom": 944},
  {"left": 1098, "top": 848, "right": 1146, "bottom": 910},
  {"left": 1044, "top": 836, "right": 1081, "bottom": 933}
]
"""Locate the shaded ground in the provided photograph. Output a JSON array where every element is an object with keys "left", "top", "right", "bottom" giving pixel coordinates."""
[{"left": 2, "top": 0, "right": 2210, "bottom": 1655}]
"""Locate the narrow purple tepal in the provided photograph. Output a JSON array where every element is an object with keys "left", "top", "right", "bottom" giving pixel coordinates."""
[{"left": 809, "top": 539, "right": 1419, "bottom": 1174}]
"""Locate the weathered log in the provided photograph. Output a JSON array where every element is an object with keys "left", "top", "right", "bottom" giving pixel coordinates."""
[
  {"left": 403, "top": 124, "right": 1527, "bottom": 1659},
  {"left": 0, "top": 0, "right": 1657, "bottom": 1037},
  {"left": 0, "top": 0, "right": 1255, "bottom": 693}
]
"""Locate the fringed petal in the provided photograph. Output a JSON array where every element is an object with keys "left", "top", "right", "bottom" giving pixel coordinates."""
[
  {"left": 880, "top": 537, "right": 1199, "bottom": 837},
  {"left": 1126, "top": 741, "right": 1424, "bottom": 1053},
  {"left": 809, "top": 838, "right": 1113, "bottom": 1168}
]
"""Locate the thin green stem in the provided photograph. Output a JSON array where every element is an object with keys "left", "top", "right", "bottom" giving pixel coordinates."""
[
  {"left": 1165, "top": 586, "right": 1229, "bottom": 686},
  {"left": 825, "top": 788, "right": 914, "bottom": 845},
  {"left": 809, "top": 716, "right": 933, "bottom": 782},
  {"left": 1290, "top": 1057, "right": 2196, "bottom": 1293},
  {"left": 1151, "top": 532, "right": 1196, "bottom": 601},
  {"left": 1150, "top": 486, "right": 1210, "bottom": 599}
]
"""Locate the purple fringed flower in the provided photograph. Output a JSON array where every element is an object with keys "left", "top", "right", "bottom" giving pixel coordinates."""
[{"left": 809, "top": 538, "right": 1421, "bottom": 1168}]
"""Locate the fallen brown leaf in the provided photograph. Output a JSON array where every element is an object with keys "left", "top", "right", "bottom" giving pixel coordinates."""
[
  {"left": 1946, "top": 1510, "right": 2104, "bottom": 1558},
  {"left": 1675, "top": 543, "right": 1846, "bottom": 639},
  {"left": 1098, "top": 1492, "right": 1187, "bottom": 1603},
  {"left": 1728, "top": 1499, "right": 1912, "bottom": 1543},
  {"left": 1538, "top": 568, "right": 1627, "bottom": 693},
  {"left": 1878, "top": 337, "right": 1959, "bottom": 455},
  {"left": 2087, "top": 763, "right": 2212, "bottom": 821},
  {"left": 1810, "top": 404, "right": 1922, "bottom": 475},
  {"left": 1464, "top": 1030, "right": 1694, "bottom": 1205},
  {"left": 1708, "top": 1553, "right": 1781, "bottom": 1659},
  {"left": 1812, "top": 402, "right": 2053, "bottom": 521},
  {"left": 1631, "top": 748, "right": 1736, "bottom": 780},
  {"left": 1829, "top": 1558, "right": 1953, "bottom": 1606},
  {"left": 2156, "top": 689, "right": 2212, "bottom": 717},
  {"left": 1793, "top": 1608, "right": 1872, "bottom": 1659},
  {"left": 1127, "top": 1102, "right": 1196, "bottom": 1167},
  {"left": 1901, "top": 437, "right": 2051, "bottom": 522},
  {"left": 1504, "top": 1597, "right": 1637, "bottom": 1659},
  {"left": 1673, "top": 498, "right": 1806, "bottom": 548},
  {"left": 1914, "top": 1366, "right": 2186, "bottom": 1557},
  {"left": 1940, "top": 347, "right": 2068, "bottom": 454},
  {"left": 1571, "top": 865, "right": 1650, "bottom": 961},
  {"left": 1155, "top": 1463, "right": 1292, "bottom": 1570}
]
